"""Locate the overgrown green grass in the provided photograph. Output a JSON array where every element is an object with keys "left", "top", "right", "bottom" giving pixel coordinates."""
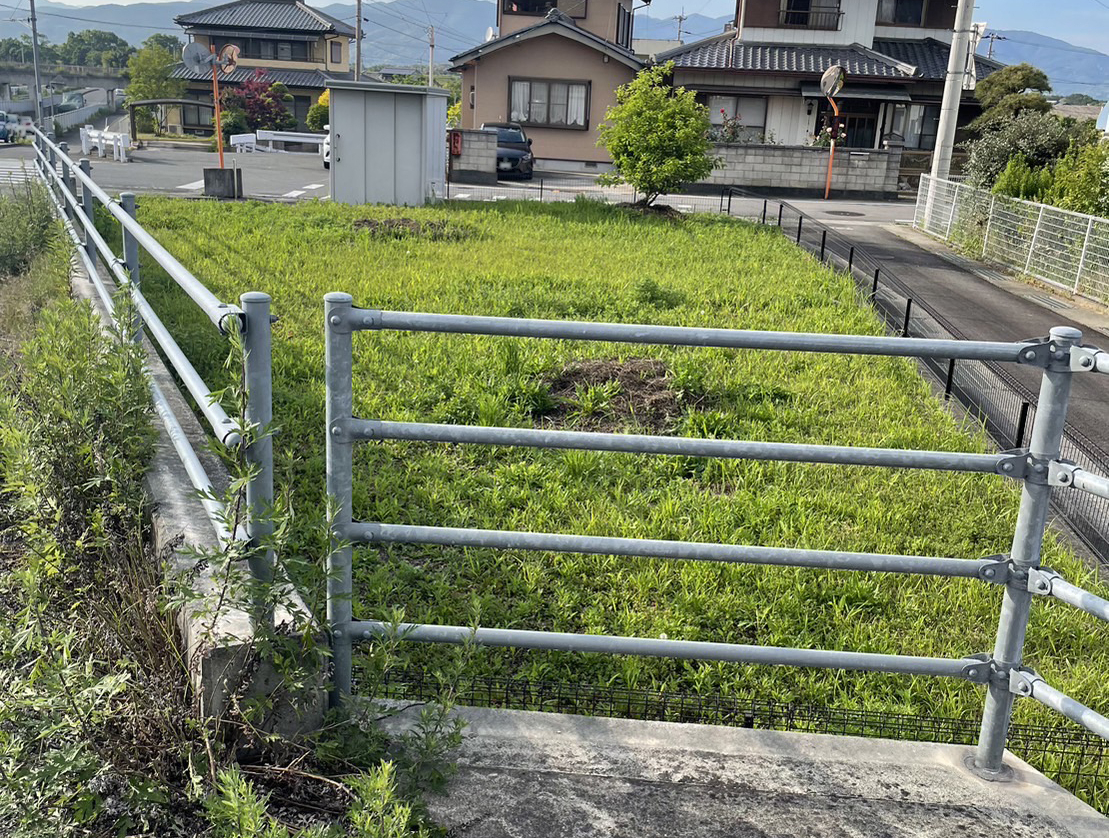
[{"left": 132, "top": 198, "right": 1108, "bottom": 770}]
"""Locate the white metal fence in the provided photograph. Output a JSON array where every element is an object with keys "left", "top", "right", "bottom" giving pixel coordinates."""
[{"left": 915, "top": 175, "right": 1109, "bottom": 307}]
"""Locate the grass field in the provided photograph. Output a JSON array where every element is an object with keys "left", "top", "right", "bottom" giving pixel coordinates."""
[{"left": 130, "top": 197, "right": 1109, "bottom": 790}]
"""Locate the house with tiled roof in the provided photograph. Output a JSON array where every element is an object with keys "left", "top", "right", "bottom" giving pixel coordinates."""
[
  {"left": 661, "top": 0, "right": 1003, "bottom": 153},
  {"left": 450, "top": 2, "right": 644, "bottom": 169},
  {"left": 168, "top": 0, "right": 355, "bottom": 134}
]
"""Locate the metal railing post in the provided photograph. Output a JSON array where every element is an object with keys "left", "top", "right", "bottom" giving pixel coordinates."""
[
  {"left": 901, "top": 298, "right": 913, "bottom": 337},
  {"left": 325, "top": 292, "right": 355, "bottom": 707},
  {"left": 777, "top": 204, "right": 784, "bottom": 227},
  {"left": 241, "top": 293, "right": 275, "bottom": 609},
  {"left": 944, "top": 359, "right": 956, "bottom": 400},
  {"left": 120, "top": 192, "right": 142, "bottom": 343},
  {"left": 1024, "top": 205, "right": 1046, "bottom": 276},
  {"left": 761, "top": 199, "right": 767, "bottom": 224},
  {"left": 1015, "top": 401, "right": 1030, "bottom": 449},
  {"left": 78, "top": 158, "right": 96, "bottom": 269},
  {"left": 796, "top": 215, "right": 803, "bottom": 243},
  {"left": 945, "top": 182, "right": 961, "bottom": 240},
  {"left": 871, "top": 268, "right": 880, "bottom": 300},
  {"left": 58, "top": 141, "right": 73, "bottom": 221},
  {"left": 982, "top": 194, "right": 996, "bottom": 258},
  {"left": 820, "top": 229, "right": 827, "bottom": 261},
  {"left": 46, "top": 131, "right": 56, "bottom": 178},
  {"left": 1074, "top": 216, "right": 1094, "bottom": 296},
  {"left": 847, "top": 246, "right": 854, "bottom": 273},
  {"left": 974, "top": 326, "right": 1081, "bottom": 775}
]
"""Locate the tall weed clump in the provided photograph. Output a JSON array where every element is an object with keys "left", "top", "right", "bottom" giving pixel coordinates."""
[{"left": 0, "top": 180, "right": 58, "bottom": 278}]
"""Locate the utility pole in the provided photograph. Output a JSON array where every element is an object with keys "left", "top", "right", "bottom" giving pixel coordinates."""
[
  {"left": 28, "top": 0, "right": 43, "bottom": 125},
  {"left": 354, "top": 0, "right": 362, "bottom": 81},
  {"left": 930, "top": 0, "right": 975, "bottom": 182},
  {"left": 985, "top": 31, "right": 1007, "bottom": 60},
  {"left": 674, "top": 7, "right": 687, "bottom": 41},
  {"left": 427, "top": 25, "right": 434, "bottom": 87}
]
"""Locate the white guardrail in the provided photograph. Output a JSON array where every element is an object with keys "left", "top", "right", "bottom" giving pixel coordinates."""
[
  {"left": 80, "top": 125, "right": 130, "bottom": 162},
  {"left": 915, "top": 175, "right": 1109, "bottom": 308}
]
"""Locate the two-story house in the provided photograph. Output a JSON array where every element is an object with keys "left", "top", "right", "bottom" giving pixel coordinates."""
[
  {"left": 449, "top": 2, "right": 644, "bottom": 169},
  {"left": 169, "top": 0, "right": 355, "bottom": 134},
  {"left": 661, "top": 0, "right": 1002, "bottom": 152}
]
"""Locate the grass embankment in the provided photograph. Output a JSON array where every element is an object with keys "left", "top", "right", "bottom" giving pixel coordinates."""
[{"left": 134, "top": 200, "right": 1107, "bottom": 728}]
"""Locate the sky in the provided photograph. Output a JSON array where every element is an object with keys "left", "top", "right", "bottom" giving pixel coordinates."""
[{"left": 38, "top": 0, "right": 1109, "bottom": 54}]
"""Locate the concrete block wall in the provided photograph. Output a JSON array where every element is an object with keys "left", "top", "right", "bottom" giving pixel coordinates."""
[
  {"left": 702, "top": 144, "right": 903, "bottom": 197},
  {"left": 449, "top": 128, "right": 498, "bottom": 185}
]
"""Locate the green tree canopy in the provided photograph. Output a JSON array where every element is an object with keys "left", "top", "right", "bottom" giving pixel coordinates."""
[
  {"left": 597, "top": 62, "right": 716, "bottom": 206},
  {"left": 0, "top": 35, "right": 59, "bottom": 64},
  {"left": 1061, "top": 93, "right": 1104, "bottom": 106},
  {"left": 972, "top": 63, "right": 1052, "bottom": 131},
  {"left": 963, "top": 110, "right": 1071, "bottom": 187},
  {"left": 142, "top": 33, "right": 184, "bottom": 56},
  {"left": 125, "top": 42, "right": 186, "bottom": 132},
  {"left": 57, "top": 29, "right": 135, "bottom": 68}
]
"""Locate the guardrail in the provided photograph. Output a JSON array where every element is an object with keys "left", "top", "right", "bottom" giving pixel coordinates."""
[
  {"left": 721, "top": 186, "right": 1109, "bottom": 568},
  {"left": 323, "top": 292, "right": 1109, "bottom": 777},
  {"left": 29, "top": 127, "right": 274, "bottom": 586}
]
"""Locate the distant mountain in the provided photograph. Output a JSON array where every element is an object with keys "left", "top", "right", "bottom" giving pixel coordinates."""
[
  {"left": 3, "top": 4, "right": 1106, "bottom": 102},
  {"left": 983, "top": 30, "right": 1109, "bottom": 102}
]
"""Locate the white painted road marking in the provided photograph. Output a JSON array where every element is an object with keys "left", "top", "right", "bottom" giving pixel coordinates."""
[
  {"left": 177, "top": 179, "right": 205, "bottom": 191},
  {"left": 283, "top": 190, "right": 305, "bottom": 198},
  {"left": 0, "top": 160, "right": 33, "bottom": 184},
  {"left": 303, "top": 183, "right": 325, "bottom": 190}
]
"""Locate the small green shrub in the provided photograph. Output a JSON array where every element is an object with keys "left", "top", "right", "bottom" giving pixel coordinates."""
[
  {"left": 992, "top": 154, "right": 1054, "bottom": 201},
  {"left": 1045, "top": 140, "right": 1109, "bottom": 217}
]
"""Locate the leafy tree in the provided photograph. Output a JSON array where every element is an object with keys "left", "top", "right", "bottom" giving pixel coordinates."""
[
  {"left": 56, "top": 29, "right": 135, "bottom": 68},
  {"left": 971, "top": 63, "right": 1051, "bottom": 131},
  {"left": 141, "top": 33, "right": 184, "bottom": 56},
  {"left": 963, "top": 111, "right": 1071, "bottom": 187},
  {"left": 125, "top": 43, "right": 186, "bottom": 133},
  {"left": 306, "top": 88, "right": 329, "bottom": 131},
  {"left": 1045, "top": 140, "right": 1109, "bottom": 216},
  {"left": 597, "top": 62, "right": 715, "bottom": 206},
  {"left": 220, "top": 70, "right": 297, "bottom": 139},
  {"left": 1061, "top": 93, "right": 1104, "bottom": 106},
  {"left": 0, "top": 34, "right": 59, "bottom": 64}
]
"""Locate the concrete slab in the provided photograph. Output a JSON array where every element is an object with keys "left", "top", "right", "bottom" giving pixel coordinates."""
[{"left": 381, "top": 706, "right": 1107, "bottom": 838}]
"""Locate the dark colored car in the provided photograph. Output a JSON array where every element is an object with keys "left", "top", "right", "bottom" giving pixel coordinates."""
[{"left": 482, "top": 122, "right": 534, "bottom": 180}]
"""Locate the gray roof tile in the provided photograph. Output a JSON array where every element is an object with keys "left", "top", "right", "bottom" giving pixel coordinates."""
[
  {"left": 170, "top": 63, "right": 347, "bottom": 88},
  {"left": 872, "top": 38, "right": 1004, "bottom": 81},
  {"left": 176, "top": 0, "right": 355, "bottom": 36},
  {"left": 662, "top": 37, "right": 914, "bottom": 78}
]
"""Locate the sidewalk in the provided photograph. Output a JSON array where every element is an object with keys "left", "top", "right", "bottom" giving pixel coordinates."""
[{"left": 820, "top": 216, "right": 1109, "bottom": 456}]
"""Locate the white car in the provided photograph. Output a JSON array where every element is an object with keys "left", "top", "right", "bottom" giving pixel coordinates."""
[{"left": 323, "top": 124, "right": 330, "bottom": 169}]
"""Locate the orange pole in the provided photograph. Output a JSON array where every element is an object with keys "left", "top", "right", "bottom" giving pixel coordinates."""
[
  {"left": 823, "top": 97, "right": 840, "bottom": 200},
  {"left": 211, "top": 47, "right": 224, "bottom": 169}
]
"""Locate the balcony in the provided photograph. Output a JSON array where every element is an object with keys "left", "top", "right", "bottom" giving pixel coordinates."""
[{"left": 779, "top": 7, "right": 844, "bottom": 30}]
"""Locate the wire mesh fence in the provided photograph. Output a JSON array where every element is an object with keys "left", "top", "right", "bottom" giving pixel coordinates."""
[
  {"left": 724, "top": 187, "right": 1109, "bottom": 569},
  {"left": 438, "top": 177, "right": 728, "bottom": 214},
  {"left": 915, "top": 174, "right": 1109, "bottom": 307}
]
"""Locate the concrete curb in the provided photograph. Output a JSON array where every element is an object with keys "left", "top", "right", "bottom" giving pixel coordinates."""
[{"left": 67, "top": 239, "right": 325, "bottom": 737}]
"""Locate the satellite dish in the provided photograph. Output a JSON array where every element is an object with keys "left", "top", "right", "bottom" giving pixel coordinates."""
[
  {"left": 219, "top": 43, "right": 240, "bottom": 75},
  {"left": 484, "top": 26, "right": 497, "bottom": 41},
  {"left": 182, "top": 42, "right": 214, "bottom": 75},
  {"left": 820, "top": 64, "right": 846, "bottom": 99}
]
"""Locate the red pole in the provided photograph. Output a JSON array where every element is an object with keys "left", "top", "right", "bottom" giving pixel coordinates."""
[
  {"left": 211, "top": 46, "right": 225, "bottom": 169},
  {"left": 823, "top": 97, "right": 840, "bottom": 201}
]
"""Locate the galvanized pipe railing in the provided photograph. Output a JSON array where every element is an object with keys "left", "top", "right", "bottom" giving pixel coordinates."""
[
  {"left": 324, "top": 290, "right": 1109, "bottom": 778},
  {"left": 29, "top": 128, "right": 275, "bottom": 588}
]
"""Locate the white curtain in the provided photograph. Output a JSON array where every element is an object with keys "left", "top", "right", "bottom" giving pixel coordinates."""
[
  {"left": 567, "top": 84, "right": 587, "bottom": 127},
  {"left": 510, "top": 81, "right": 530, "bottom": 123}
]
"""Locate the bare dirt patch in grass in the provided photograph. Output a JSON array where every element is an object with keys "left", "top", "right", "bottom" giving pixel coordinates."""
[
  {"left": 545, "top": 358, "right": 689, "bottom": 432},
  {"left": 353, "top": 217, "right": 471, "bottom": 241}
]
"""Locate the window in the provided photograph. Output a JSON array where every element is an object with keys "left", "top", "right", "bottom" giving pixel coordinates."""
[
  {"left": 707, "top": 94, "right": 767, "bottom": 141},
  {"left": 330, "top": 40, "right": 342, "bottom": 63},
  {"left": 616, "top": 2, "right": 633, "bottom": 48},
  {"left": 904, "top": 104, "right": 940, "bottom": 149},
  {"left": 510, "top": 78, "right": 589, "bottom": 129},
  {"left": 217, "top": 38, "right": 309, "bottom": 62},
  {"left": 876, "top": 0, "right": 925, "bottom": 25},
  {"left": 502, "top": 0, "right": 587, "bottom": 18},
  {"left": 182, "top": 93, "right": 213, "bottom": 128},
  {"left": 780, "top": 0, "right": 842, "bottom": 30}
]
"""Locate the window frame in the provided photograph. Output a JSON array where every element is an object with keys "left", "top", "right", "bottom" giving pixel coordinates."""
[
  {"left": 508, "top": 76, "right": 592, "bottom": 131},
  {"left": 875, "top": 0, "right": 927, "bottom": 27},
  {"left": 330, "top": 40, "right": 342, "bottom": 64},
  {"left": 501, "top": 0, "right": 588, "bottom": 19}
]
